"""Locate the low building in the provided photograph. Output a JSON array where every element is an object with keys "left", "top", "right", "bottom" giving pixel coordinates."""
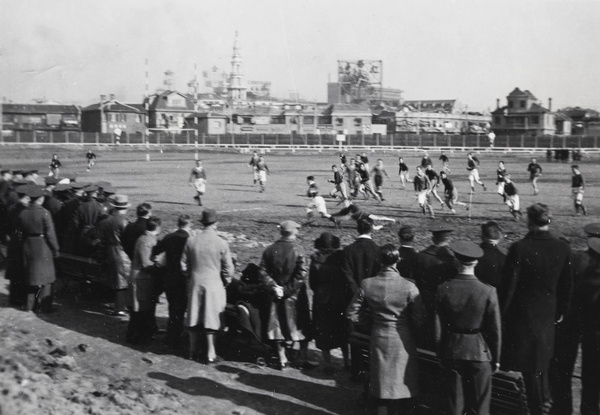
[
  {"left": 491, "top": 88, "right": 562, "bottom": 136},
  {"left": 327, "top": 82, "right": 403, "bottom": 107},
  {"left": 185, "top": 112, "right": 228, "bottom": 135},
  {"left": 81, "top": 100, "right": 146, "bottom": 136},
  {"left": 396, "top": 100, "right": 490, "bottom": 134},
  {"left": 1, "top": 103, "right": 80, "bottom": 131}
]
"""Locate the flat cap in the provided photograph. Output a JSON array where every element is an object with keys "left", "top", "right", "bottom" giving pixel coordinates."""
[
  {"left": 429, "top": 222, "right": 454, "bottom": 233},
  {"left": 279, "top": 220, "right": 301, "bottom": 232},
  {"left": 95, "top": 181, "right": 112, "bottom": 189},
  {"left": 54, "top": 183, "right": 72, "bottom": 192},
  {"left": 12, "top": 170, "right": 23, "bottom": 175},
  {"left": 584, "top": 223, "right": 600, "bottom": 237},
  {"left": 44, "top": 177, "right": 59, "bottom": 186},
  {"left": 84, "top": 184, "right": 99, "bottom": 193},
  {"left": 24, "top": 185, "right": 44, "bottom": 199},
  {"left": 13, "top": 179, "right": 30, "bottom": 187},
  {"left": 23, "top": 170, "right": 38, "bottom": 176},
  {"left": 70, "top": 182, "right": 88, "bottom": 190},
  {"left": 589, "top": 237, "right": 600, "bottom": 255},
  {"left": 102, "top": 186, "right": 116, "bottom": 195},
  {"left": 451, "top": 240, "right": 484, "bottom": 261}
]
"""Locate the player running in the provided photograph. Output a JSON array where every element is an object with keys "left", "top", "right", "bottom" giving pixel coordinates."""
[
  {"left": 256, "top": 156, "right": 270, "bottom": 192},
  {"left": 188, "top": 159, "right": 207, "bottom": 206},
  {"left": 503, "top": 174, "right": 522, "bottom": 220},
  {"left": 439, "top": 151, "right": 450, "bottom": 172},
  {"left": 356, "top": 162, "right": 381, "bottom": 202},
  {"left": 328, "top": 165, "right": 348, "bottom": 201},
  {"left": 86, "top": 150, "right": 97, "bottom": 171},
  {"left": 414, "top": 166, "right": 434, "bottom": 218},
  {"left": 527, "top": 157, "right": 543, "bottom": 195},
  {"left": 248, "top": 151, "right": 260, "bottom": 184},
  {"left": 571, "top": 164, "right": 587, "bottom": 216},
  {"left": 440, "top": 171, "right": 468, "bottom": 213},
  {"left": 425, "top": 165, "right": 445, "bottom": 207},
  {"left": 304, "top": 188, "right": 340, "bottom": 228},
  {"left": 398, "top": 156, "right": 412, "bottom": 188},
  {"left": 49, "top": 154, "right": 62, "bottom": 178},
  {"left": 466, "top": 152, "right": 486, "bottom": 193},
  {"left": 371, "top": 159, "right": 390, "bottom": 201},
  {"left": 330, "top": 200, "right": 394, "bottom": 230},
  {"left": 496, "top": 161, "right": 507, "bottom": 201}
]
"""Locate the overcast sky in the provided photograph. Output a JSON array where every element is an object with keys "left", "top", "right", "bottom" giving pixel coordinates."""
[{"left": 1, "top": 0, "right": 599, "bottom": 111}]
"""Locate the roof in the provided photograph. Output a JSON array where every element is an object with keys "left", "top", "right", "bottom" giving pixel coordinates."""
[
  {"left": 507, "top": 88, "right": 537, "bottom": 101},
  {"left": 148, "top": 90, "right": 195, "bottom": 111},
  {"left": 82, "top": 101, "right": 146, "bottom": 113},
  {"left": 329, "top": 103, "right": 371, "bottom": 115},
  {"left": 403, "top": 100, "right": 456, "bottom": 113},
  {"left": 554, "top": 112, "right": 572, "bottom": 122},
  {"left": 2, "top": 103, "right": 80, "bottom": 114},
  {"left": 185, "top": 112, "right": 228, "bottom": 119}
]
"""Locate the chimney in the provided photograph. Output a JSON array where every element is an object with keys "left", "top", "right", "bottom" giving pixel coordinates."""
[
  {"left": 100, "top": 94, "right": 106, "bottom": 102},
  {"left": 548, "top": 98, "right": 552, "bottom": 112},
  {"left": 109, "top": 94, "right": 115, "bottom": 101},
  {"left": 496, "top": 99, "right": 499, "bottom": 109}
]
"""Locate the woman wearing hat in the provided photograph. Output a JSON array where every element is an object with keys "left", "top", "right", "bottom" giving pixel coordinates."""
[
  {"left": 347, "top": 244, "right": 424, "bottom": 414},
  {"left": 309, "top": 232, "right": 349, "bottom": 374}
]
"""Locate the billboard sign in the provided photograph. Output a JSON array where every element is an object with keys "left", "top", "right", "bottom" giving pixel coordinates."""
[{"left": 337, "top": 60, "right": 382, "bottom": 104}]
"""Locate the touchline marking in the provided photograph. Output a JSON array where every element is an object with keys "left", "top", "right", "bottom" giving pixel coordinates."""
[{"left": 219, "top": 208, "right": 264, "bottom": 213}]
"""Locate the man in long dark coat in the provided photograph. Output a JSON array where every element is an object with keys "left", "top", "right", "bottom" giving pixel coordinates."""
[
  {"left": 259, "top": 220, "right": 310, "bottom": 369},
  {"left": 414, "top": 223, "right": 456, "bottom": 350},
  {"left": 500, "top": 203, "right": 572, "bottom": 415},
  {"left": 5, "top": 182, "right": 30, "bottom": 307},
  {"left": 17, "top": 186, "right": 60, "bottom": 312},
  {"left": 474, "top": 221, "right": 506, "bottom": 288},
  {"left": 151, "top": 214, "right": 192, "bottom": 350}
]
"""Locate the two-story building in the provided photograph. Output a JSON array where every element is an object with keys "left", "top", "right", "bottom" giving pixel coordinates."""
[
  {"left": 491, "top": 88, "right": 565, "bottom": 136},
  {"left": 81, "top": 100, "right": 146, "bottom": 136},
  {"left": 146, "top": 90, "right": 196, "bottom": 130},
  {"left": 1, "top": 103, "right": 81, "bottom": 131}
]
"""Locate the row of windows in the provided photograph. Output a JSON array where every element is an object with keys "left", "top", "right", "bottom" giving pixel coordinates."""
[
  {"left": 508, "top": 100, "right": 527, "bottom": 109},
  {"left": 106, "top": 113, "right": 143, "bottom": 123},
  {"left": 495, "top": 115, "right": 541, "bottom": 125}
]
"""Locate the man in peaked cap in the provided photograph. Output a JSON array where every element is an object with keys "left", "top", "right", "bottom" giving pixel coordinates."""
[
  {"left": 42, "top": 177, "right": 64, "bottom": 224},
  {"left": 474, "top": 221, "right": 506, "bottom": 288},
  {"left": 258, "top": 220, "right": 312, "bottom": 369},
  {"left": 181, "top": 209, "right": 234, "bottom": 363},
  {"left": 550, "top": 222, "right": 600, "bottom": 414},
  {"left": 500, "top": 203, "right": 572, "bottom": 415},
  {"left": 435, "top": 240, "right": 501, "bottom": 415},
  {"left": 73, "top": 184, "right": 104, "bottom": 256},
  {"left": 17, "top": 184, "right": 59, "bottom": 313},
  {"left": 414, "top": 222, "right": 456, "bottom": 350}
]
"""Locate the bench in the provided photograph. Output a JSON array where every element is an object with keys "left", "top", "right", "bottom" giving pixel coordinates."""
[
  {"left": 54, "top": 252, "right": 112, "bottom": 288},
  {"left": 349, "top": 331, "right": 530, "bottom": 415}
]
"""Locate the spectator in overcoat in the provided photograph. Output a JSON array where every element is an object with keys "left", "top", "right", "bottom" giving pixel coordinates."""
[
  {"left": 500, "top": 203, "right": 573, "bottom": 415},
  {"left": 474, "top": 221, "right": 506, "bottom": 288},
  {"left": 259, "top": 220, "right": 311, "bottom": 369},
  {"left": 151, "top": 214, "right": 193, "bottom": 350},
  {"left": 396, "top": 225, "right": 418, "bottom": 283},
  {"left": 98, "top": 194, "right": 131, "bottom": 315},
  {"left": 434, "top": 241, "right": 501, "bottom": 415},
  {"left": 347, "top": 244, "right": 424, "bottom": 415},
  {"left": 181, "top": 209, "right": 234, "bottom": 363},
  {"left": 16, "top": 185, "right": 60, "bottom": 312},
  {"left": 122, "top": 202, "right": 152, "bottom": 260},
  {"left": 4, "top": 183, "right": 30, "bottom": 307},
  {"left": 414, "top": 223, "right": 456, "bottom": 350},
  {"left": 309, "top": 232, "right": 349, "bottom": 373}
]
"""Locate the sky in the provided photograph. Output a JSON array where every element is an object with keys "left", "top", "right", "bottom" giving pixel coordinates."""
[{"left": 1, "top": 0, "right": 599, "bottom": 112}]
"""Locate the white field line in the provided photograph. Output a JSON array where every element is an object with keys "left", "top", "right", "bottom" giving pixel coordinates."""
[{"left": 219, "top": 207, "right": 263, "bottom": 213}]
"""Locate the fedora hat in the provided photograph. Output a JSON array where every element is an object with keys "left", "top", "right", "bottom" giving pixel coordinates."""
[
  {"left": 200, "top": 208, "right": 218, "bottom": 225},
  {"left": 109, "top": 194, "right": 131, "bottom": 209}
]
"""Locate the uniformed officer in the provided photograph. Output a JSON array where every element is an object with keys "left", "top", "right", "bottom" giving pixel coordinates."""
[
  {"left": 434, "top": 240, "right": 501, "bottom": 415},
  {"left": 415, "top": 223, "right": 456, "bottom": 350},
  {"left": 550, "top": 222, "right": 600, "bottom": 414},
  {"left": 17, "top": 185, "right": 60, "bottom": 313},
  {"left": 5, "top": 182, "right": 31, "bottom": 307}
]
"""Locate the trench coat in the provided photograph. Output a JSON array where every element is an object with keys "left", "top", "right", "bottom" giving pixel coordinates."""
[
  {"left": 99, "top": 212, "right": 130, "bottom": 290},
  {"left": 347, "top": 266, "right": 424, "bottom": 399},
  {"left": 17, "top": 204, "right": 59, "bottom": 286},
  {"left": 181, "top": 227, "right": 234, "bottom": 330},
  {"left": 500, "top": 230, "right": 572, "bottom": 373},
  {"left": 129, "top": 232, "right": 157, "bottom": 312},
  {"left": 259, "top": 237, "right": 310, "bottom": 342}
]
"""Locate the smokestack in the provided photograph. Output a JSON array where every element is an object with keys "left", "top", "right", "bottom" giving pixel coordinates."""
[
  {"left": 548, "top": 98, "right": 552, "bottom": 112},
  {"left": 496, "top": 99, "right": 499, "bottom": 109}
]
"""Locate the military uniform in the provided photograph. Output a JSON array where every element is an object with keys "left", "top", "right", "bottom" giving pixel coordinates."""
[
  {"left": 474, "top": 242, "right": 506, "bottom": 288},
  {"left": 435, "top": 241, "right": 501, "bottom": 415}
]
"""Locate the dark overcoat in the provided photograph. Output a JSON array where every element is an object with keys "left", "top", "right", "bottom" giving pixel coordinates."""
[
  {"left": 474, "top": 242, "right": 506, "bottom": 288},
  {"left": 397, "top": 245, "right": 418, "bottom": 283},
  {"left": 17, "top": 204, "right": 59, "bottom": 286},
  {"left": 500, "top": 230, "right": 572, "bottom": 373},
  {"left": 309, "top": 249, "right": 349, "bottom": 351},
  {"left": 341, "top": 237, "right": 381, "bottom": 295},
  {"left": 259, "top": 237, "right": 310, "bottom": 342},
  {"left": 347, "top": 266, "right": 423, "bottom": 399},
  {"left": 98, "top": 213, "right": 130, "bottom": 290}
]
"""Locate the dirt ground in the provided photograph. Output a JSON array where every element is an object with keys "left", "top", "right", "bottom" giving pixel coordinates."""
[{"left": 0, "top": 145, "right": 591, "bottom": 414}]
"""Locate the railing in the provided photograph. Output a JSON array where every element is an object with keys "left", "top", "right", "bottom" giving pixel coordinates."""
[{"left": 1, "top": 130, "right": 599, "bottom": 150}]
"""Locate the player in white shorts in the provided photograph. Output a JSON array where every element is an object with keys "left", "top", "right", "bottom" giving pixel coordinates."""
[
  {"left": 305, "top": 188, "right": 340, "bottom": 228},
  {"left": 188, "top": 160, "right": 207, "bottom": 206}
]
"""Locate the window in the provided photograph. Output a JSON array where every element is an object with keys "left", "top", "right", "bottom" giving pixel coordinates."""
[
  {"left": 270, "top": 115, "right": 285, "bottom": 125},
  {"left": 303, "top": 116, "right": 315, "bottom": 124},
  {"left": 354, "top": 117, "right": 362, "bottom": 127},
  {"left": 531, "top": 116, "right": 539, "bottom": 125},
  {"left": 136, "top": 114, "right": 142, "bottom": 123},
  {"left": 335, "top": 117, "right": 344, "bottom": 127},
  {"left": 494, "top": 116, "right": 501, "bottom": 125},
  {"left": 508, "top": 101, "right": 514, "bottom": 109},
  {"left": 520, "top": 100, "right": 525, "bottom": 108},
  {"left": 317, "top": 116, "right": 331, "bottom": 125}
]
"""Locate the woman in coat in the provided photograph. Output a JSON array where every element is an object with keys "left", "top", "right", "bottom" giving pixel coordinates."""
[
  {"left": 181, "top": 209, "right": 234, "bottom": 363},
  {"left": 347, "top": 244, "right": 424, "bottom": 415},
  {"left": 17, "top": 186, "right": 59, "bottom": 313},
  {"left": 309, "top": 232, "right": 349, "bottom": 373}
]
